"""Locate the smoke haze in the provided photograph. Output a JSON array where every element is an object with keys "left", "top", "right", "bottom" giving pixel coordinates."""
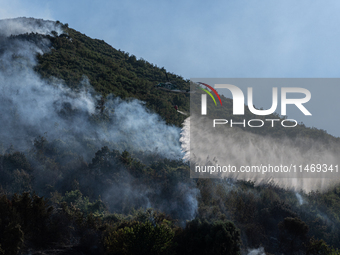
[
  {"left": 0, "top": 17, "right": 198, "bottom": 221},
  {"left": 184, "top": 115, "right": 340, "bottom": 191},
  {"left": 0, "top": 18, "right": 183, "bottom": 161}
]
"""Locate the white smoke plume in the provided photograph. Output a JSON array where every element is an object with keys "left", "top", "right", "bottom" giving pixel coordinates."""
[
  {"left": 0, "top": 18, "right": 183, "bottom": 160},
  {"left": 247, "top": 247, "right": 266, "bottom": 255},
  {"left": 179, "top": 117, "right": 190, "bottom": 161},
  {"left": 0, "top": 17, "right": 63, "bottom": 37},
  {"left": 295, "top": 192, "right": 305, "bottom": 205},
  {"left": 0, "top": 17, "right": 199, "bottom": 220}
]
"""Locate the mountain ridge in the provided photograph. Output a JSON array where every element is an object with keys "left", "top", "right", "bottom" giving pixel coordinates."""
[
  {"left": 0, "top": 17, "right": 340, "bottom": 255},
  {"left": 31, "top": 19, "right": 339, "bottom": 141}
]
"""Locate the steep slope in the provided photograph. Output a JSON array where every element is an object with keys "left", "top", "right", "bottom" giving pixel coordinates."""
[
  {"left": 33, "top": 21, "right": 339, "bottom": 141},
  {"left": 1, "top": 18, "right": 340, "bottom": 255},
  {"left": 34, "top": 22, "right": 189, "bottom": 127}
]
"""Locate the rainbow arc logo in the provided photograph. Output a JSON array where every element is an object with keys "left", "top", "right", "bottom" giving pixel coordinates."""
[
  {"left": 198, "top": 82, "right": 222, "bottom": 115},
  {"left": 198, "top": 82, "right": 222, "bottom": 106}
]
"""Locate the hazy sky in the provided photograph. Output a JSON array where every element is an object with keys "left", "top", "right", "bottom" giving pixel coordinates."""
[{"left": 1, "top": 0, "right": 340, "bottom": 136}]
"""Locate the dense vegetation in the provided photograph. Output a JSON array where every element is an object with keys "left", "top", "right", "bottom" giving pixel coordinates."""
[
  {"left": 1, "top": 143, "right": 340, "bottom": 254},
  {"left": 35, "top": 22, "right": 189, "bottom": 128},
  {"left": 35, "top": 21, "right": 340, "bottom": 141},
  {"left": 0, "top": 18, "right": 340, "bottom": 254}
]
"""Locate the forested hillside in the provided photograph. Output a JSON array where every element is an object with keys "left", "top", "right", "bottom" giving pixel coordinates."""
[
  {"left": 0, "top": 17, "right": 340, "bottom": 255},
  {"left": 35, "top": 21, "right": 189, "bottom": 127}
]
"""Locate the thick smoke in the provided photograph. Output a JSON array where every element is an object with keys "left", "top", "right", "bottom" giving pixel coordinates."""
[
  {"left": 183, "top": 116, "right": 340, "bottom": 191},
  {"left": 0, "top": 17, "right": 63, "bottom": 37},
  {"left": 0, "top": 18, "right": 183, "bottom": 160},
  {"left": 0, "top": 18, "right": 198, "bottom": 220},
  {"left": 179, "top": 116, "right": 190, "bottom": 161}
]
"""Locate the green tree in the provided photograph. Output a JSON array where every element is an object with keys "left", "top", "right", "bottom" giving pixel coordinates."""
[
  {"left": 176, "top": 219, "right": 241, "bottom": 255},
  {"left": 104, "top": 220, "right": 175, "bottom": 255},
  {"left": 278, "top": 217, "right": 308, "bottom": 254}
]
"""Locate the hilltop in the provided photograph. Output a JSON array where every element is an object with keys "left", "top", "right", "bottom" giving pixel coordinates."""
[
  {"left": 0, "top": 18, "right": 340, "bottom": 255},
  {"left": 31, "top": 20, "right": 339, "bottom": 142},
  {"left": 35, "top": 21, "right": 189, "bottom": 127}
]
